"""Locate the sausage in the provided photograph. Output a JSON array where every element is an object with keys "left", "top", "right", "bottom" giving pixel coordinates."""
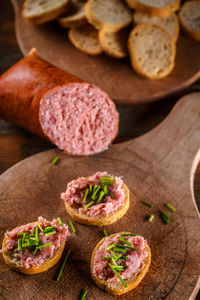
[{"left": 0, "top": 49, "right": 119, "bottom": 155}]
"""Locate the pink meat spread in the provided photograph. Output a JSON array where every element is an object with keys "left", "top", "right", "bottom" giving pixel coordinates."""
[
  {"left": 61, "top": 172, "right": 126, "bottom": 216},
  {"left": 2, "top": 217, "right": 69, "bottom": 269},
  {"left": 93, "top": 234, "right": 148, "bottom": 283},
  {"left": 39, "top": 83, "right": 119, "bottom": 155}
]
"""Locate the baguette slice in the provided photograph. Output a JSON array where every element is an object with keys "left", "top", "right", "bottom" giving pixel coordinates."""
[
  {"left": 68, "top": 24, "right": 102, "bottom": 55},
  {"left": 58, "top": 0, "right": 87, "bottom": 28},
  {"left": 179, "top": 1, "right": 200, "bottom": 41},
  {"left": 126, "top": 0, "right": 180, "bottom": 17},
  {"left": 91, "top": 232, "right": 151, "bottom": 295},
  {"left": 133, "top": 11, "right": 180, "bottom": 42},
  {"left": 128, "top": 24, "right": 176, "bottom": 79},
  {"left": 22, "top": 0, "right": 70, "bottom": 25},
  {"left": 84, "top": 0, "right": 132, "bottom": 32},
  {"left": 99, "top": 29, "right": 129, "bottom": 58},
  {"left": 2, "top": 218, "right": 69, "bottom": 274}
]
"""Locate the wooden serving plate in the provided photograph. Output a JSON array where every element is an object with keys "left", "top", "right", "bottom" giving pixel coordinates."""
[
  {"left": 0, "top": 92, "right": 200, "bottom": 299},
  {"left": 11, "top": 0, "right": 200, "bottom": 105}
]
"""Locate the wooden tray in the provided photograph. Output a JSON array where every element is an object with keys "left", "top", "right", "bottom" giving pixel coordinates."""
[
  {"left": 11, "top": 0, "right": 200, "bottom": 105},
  {"left": 0, "top": 92, "right": 200, "bottom": 299}
]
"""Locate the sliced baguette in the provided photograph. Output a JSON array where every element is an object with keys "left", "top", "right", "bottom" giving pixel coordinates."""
[
  {"left": 99, "top": 29, "right": 129, "bottom": 58},
  {"left": 133, "top": 11, "right": 180, "bottom": 42},
  {"left": 179, "top": 1, "right": 200, "bottom": 41},
  {"left": 64, "top": 184, "right": 130, "bottom": 226},
  {"left": 84, "top": 0, "right": 132, "bottom": 32},
  {"left": 2, "top": 221, "right": 66, "bottom": 274},
  {"left": 126, "top": 0, "right": 180, "bottom": 17},
  {"left": 58, "top": 0, "right": 87, "bottom": 28},
  {"left": 91, "top": 232, "right": 151, "bottom": 295},
  {"left": 22, "top": 0, "right": 70, "bottom": 25},
  {"left": 68, "top": 24, "right": 102, "bottom": 55},
  {"left": 128, "top": 24, "right": 176, "bottom": 79}
]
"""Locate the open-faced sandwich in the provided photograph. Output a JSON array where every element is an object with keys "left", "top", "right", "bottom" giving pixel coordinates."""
[
  {"left": 61, "top": 172, "right": 130, "bottom": 226},
  {"left": 91, "top": 232, "right": 151, "bottom": 295},
  {"left": 1, "top": 216, "right": 69, "bottom": 274}
]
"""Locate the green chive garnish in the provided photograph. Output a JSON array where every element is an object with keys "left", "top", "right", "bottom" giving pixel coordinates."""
[
  {"left": 120, "top": 237, "right": 132, "bottom": 246},
  {"left": 148, "top": 215, "right": 154, "bottom": 223},
  {"left": 83, "top": 188, "right": 89, "bottom": 204},
  {"left": 97, "top": 190, "right": 105, "bottom": 203},
  {"left": 104, "top": 185, "right": 108, "bottom": 194},
  {"left": 18, "top": 238, "right": 22, "bottom": 251},
  {"left": 45, "top": 230, "right": 56, "bottom": 236},
  {"left": 57, "top": 217, "right": 63, "bottom": 226},
  {"left": 113, "top": 247, "right": 127, "bottom": 253},
  {"left": 121, "top": 256, "right": 129, "bottom": 260},
  {"left": 112, "top": 265, "right": 124, "bottom": 271},
  {"left": 56, "top": 249, "right": 71, "bottom": 281},
  {"left": 161, "top": 210, "right": 170, "bottom": 224},
  {"left": 108, "top": 263, "right": 127, "bottom": 288},
  {"left": 38, "top": 224, "right": 44, "bottom": 232},
  {"left": 103, "top": 229, "right": 108, "bottom": 237},
  {"left": 69, "top": 219, "right": 76, "bottom": 233},
  {"left": 122, "top": 233, "right": 137, "bottom": 237},
  {"left": 37, "top": 242, "right": 53, "bottom": 249},
  {"left": 44, "top": 226, "right": 56, "bottom": 232},
  {"left": 35, "top": 227, "right": 39, "bottom": 243},
  {"left": 30, "top": 226, "right": 35, "bottom": 236},
  {"left": 142, "top": 201, "right": 152, "bottom": 208},
  {"left": 80, "top": 289, "right": 88, "bottom": 300},
  {"left": 110, "top": 250, "right": 117, "bottom": 259},
  {"left": 111, "top": 257, "right": 117, "bottom": 265},
  {"left": 17, "top": 232, "right": 25, "bottom": 236},
  {"left": 83, "top": 200, "right": 94, "bottom": 210},
  {"left": 115, "top": 244, "right": 126, "bottom": 249},
  {"left": 166, "top": 204, "right": 176, "bottom": 212},
  {"left": 91, "top": 186, "right": 101, "bottom": 200},
  {"left": 100, "top": 177, "right": 114, "bottom": 181},
  {"left": 115, "top": 254, "right": 122, "bottom": 260},
  {"left": 105, "top": 243, "right": 116, "bottom": 251},
  {"left": 89, "top": 184, "right": 93, "bottom": 193},
  {"left": 102, "top": 256, "right": 112, "bottom": 260},
  {"left": 51, "top": 156, "right": 59, "bottom": 164}
]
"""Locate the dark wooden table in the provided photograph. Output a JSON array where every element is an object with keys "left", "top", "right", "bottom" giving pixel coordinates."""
[{"left": 0, "top": 2, "right": 200, "bottom": 299}]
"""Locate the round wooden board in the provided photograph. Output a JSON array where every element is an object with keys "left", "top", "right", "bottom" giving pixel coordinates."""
[
  {"left": 0, "top": 93, "right": 200, "bottom": 299},
  {"left": 11, "top": 0, "right": 200, "bottom": 105}
]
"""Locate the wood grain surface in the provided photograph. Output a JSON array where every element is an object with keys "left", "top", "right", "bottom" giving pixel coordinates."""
[
  {"left": 11, "top": 0, "right": 200, "bottom": 105},
  {"left": 0, "top": 92, "right": 199, "bottom": 300}
]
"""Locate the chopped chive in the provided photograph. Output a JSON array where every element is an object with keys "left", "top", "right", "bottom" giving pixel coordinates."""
[
  {"left": 37, "top": 242, "right": 53, "bottom": 249},
  {"left": 89, "top": 184, "right": 93, "bottom": 193},
  {"left": 103, "top": 229, "right": 108, "bottom": 237},
  {"left": 45, "top": 230, "right": 56, "bottom": 236},
  {"left": 161, "top": 210, "right": 170, "bottom": 224},
  {"left": 101, "top": 181, "right": 115, "bottom": 186},
  {"left": 100, "top": 177, "right": 114, "bottom": 181},
  {"left": 104, "top": 185, "right": 108, "bottom": 194},
  {"left": 142, "top": 201, "right": 152, "bottom": 208},
  {"left": 110, "top": 250, "right": 117, "bottom": 259},
  {"left": 122, "top": 233, "right": 137, "bottom": 237},
  {"left": 83, "top": 188, "right": 89, "bottom": 204},
  {"left": 105, "top": 243, "right": 116, "bottom": 251},
  {"left": 115, "top": 244, "right": 126, "bottom": 249},
  {"left": 29, "top": 226, "right": 35, "bottom": 237},
  {"left": 106, "top": 192, "right": 114, "bottom": 197},
  {"left": 38, "top": 224, "right": 44, "bottom": 232},
  {"left": 148, "top": 215, "right": 154, "bottom": 223},
  {"left": 121, "top": 256, "right": 129, "bottom": 260},
  {"left": 108, "top": 263, "right": 127, "bottom": 288},
  {"left": 33, "top": 248, "right": 38, "bottom": 255},
  {"left": 93, "top": 185, "right": 98, "bottom": 192},
  {"left": 44, "top": 226, "right": 55, "bottom": 232},
  {"left": 83, "top": 200, "right": 94, "bottom": 210},
  {"left": 112, "top": 265, "right": 124, "bottom": 271},
  {"left": 102, "top": 256, "right": 111, "bottom": 260},
  {"left": 17, "top": 232, "right": 25, "bottom": 236},
  {"left": 35, "top": 227, "right": 39, "bottom": 243},
  {"left": 113, "top": 247, "right": 127, "bottom": 253},
  {"left": 57, "top": 217, "right": 63, "bottom": 226},
  {"left": 51, "top": 156, "right": 59, "bottom": 165},
  {"left": 166, "top": 204, "right": 176, "bottom": 212},
  {"left": 161, "top": 210, "right": 170, "bottom": 220},
  {"left": 56, "top": 249, "right": 71, "bottom": 281},
  {"left": 18, "top": 238, "right": 22, "bottom": 251},
  {"left": 120, "top": 237, "right": 132, "bottom": 246},
  {"left": 80, "top": 289, "right": 88, "bottom": 300},
  {"left": 97, "top": 190, "right": 105, "bottom": 203},
  {"left": 69, "top": 219, "right": 76, "bottom": 233},
  {"left": 115, "top": 254, "right": 122, "bottom": 260},
  {"left": 91, "top": 186, "right": 101, "bottom": 200},
  {"left": 111, "top": 257, "right": 117, "bottom": 265}
]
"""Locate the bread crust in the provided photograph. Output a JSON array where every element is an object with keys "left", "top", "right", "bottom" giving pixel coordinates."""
[
  {"left": 58, "top": 0, "right": 87, "bottom": 28},
  {"left": 22, "top": 0, "right": 70, "bottom": 25},
  {"left": 2, "top": 221, "right": 66, "bottom": 274},
  {"left": 128, "top": 24, "right": 176, "bottom": 79},
  {"left": 65, "top": 183, "right": 130, "bottom": 226},
  {"left": 126, "top": 0, "right": 180, "bottom": 17},
  {"left": 84, "top": 0, "right": 132, "bottom": 32},
  {"left": 90, "top": 232, "right": 151, "bottom": 295},
  {"left": 179, "top": 1, "right": 200, "bottom": 42}
]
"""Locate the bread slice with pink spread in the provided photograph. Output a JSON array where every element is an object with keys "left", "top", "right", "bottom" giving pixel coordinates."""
[
  {"left": 91, "top": 232, "right": 151, "bottom": 295},
  {"left": 61, "top": 172, "right": 130, "bottom": 226},
  {"left": 1, "top": 217, "right": 69, "bottom": 274}
]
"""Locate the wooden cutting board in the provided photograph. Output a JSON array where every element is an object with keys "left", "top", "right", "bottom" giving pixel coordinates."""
[
  {"left": 0, "top": 92, "right": 200, "bottom": 299},
  {"left": 10, "top": 0, "right": 200, "bottom": 105}
]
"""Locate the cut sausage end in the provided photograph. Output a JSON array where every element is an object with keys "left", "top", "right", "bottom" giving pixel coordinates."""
[{"left": 39, "top": 83, "right": 119, "bottom": 155}]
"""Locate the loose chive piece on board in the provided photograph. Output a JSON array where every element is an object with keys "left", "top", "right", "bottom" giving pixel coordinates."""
[
  {"left": 161, "top": 210, "right": 170, "bottom": 224},
  {"left": 166, "top": 204, "right": 176, "bottom": 212},
  {"left": 108, "top": 263, "right": 127, "bottom": 288},
  {"left": 142, "top": 201, "right": 152, "bottom": 208},
  {"left": 51, "top": 156, "right": 59, "bottom": 165},
  {"left": 103, "top": 229, "right": 108, "bottom": 237},
  {"left": 56, "top": 249, "right": 71, "bottom": 281},
  {"left": 148, "top": 215, "right": 155, "bottom": 223},
  {"left": 80, "top": 289, "right": 88, "bottom": 300},
  {"left": 69, "top": 219, "right": 76, "bottom": 233}
]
